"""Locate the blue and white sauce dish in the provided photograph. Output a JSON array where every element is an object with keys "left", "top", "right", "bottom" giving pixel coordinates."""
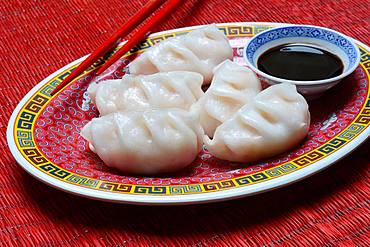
[{"left": 244, "top": 25, "right": 361, "bottom": 99}]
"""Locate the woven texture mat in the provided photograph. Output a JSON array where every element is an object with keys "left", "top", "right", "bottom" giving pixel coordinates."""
[{"left": 1, "top": 0, "right": 369, "bottom": 246}]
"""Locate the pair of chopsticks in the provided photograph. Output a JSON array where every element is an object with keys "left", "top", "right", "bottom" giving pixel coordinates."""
[{"left": 51, "top": 0, "right": 181, "bottom": 96}]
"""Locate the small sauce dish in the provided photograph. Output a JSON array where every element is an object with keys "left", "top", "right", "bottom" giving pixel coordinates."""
[{"left": 243, "top": 24, "right": 361, "bottom": 99}]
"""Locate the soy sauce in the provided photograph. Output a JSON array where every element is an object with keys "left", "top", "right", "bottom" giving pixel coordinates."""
[{"left": 257, "top": 43, "right": 343, "bottom": 81}]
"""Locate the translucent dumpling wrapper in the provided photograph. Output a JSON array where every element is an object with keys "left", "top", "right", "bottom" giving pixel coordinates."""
[
  {"left": 88, "top": 71, "right": 204, "bottom": 116},
  {"left": 204, "top": 83, "right": 310, "bottom": 162},
  {"left": 191, "top": 60, "right": 261, "bottom": 137},
  {"left": 81, "top": 109, "right": 204, "bottom": 175},
  {"left": 128, "top": 24, "right": 233, "bottom": 85}
]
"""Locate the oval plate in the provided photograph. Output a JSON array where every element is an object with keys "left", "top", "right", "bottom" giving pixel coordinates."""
[{"left": 7, "top": 22, "right": 370, "bottom": 205}]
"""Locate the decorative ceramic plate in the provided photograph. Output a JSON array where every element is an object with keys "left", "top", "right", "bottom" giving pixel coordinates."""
[{"left": 7, "top": 22, "right": 370, "bottom": 205}]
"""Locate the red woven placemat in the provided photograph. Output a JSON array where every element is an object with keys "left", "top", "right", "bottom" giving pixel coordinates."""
[{"left": 1, "top": 0, "right": 369, "bottom": 246}]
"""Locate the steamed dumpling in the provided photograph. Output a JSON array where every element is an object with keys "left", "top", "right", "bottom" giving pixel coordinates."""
[
  {"left": 81, "top": 109, "right": 204, "bottom": 174},
  {"left": 191, "top": 60, "right": 261, "bottom": 137},
  {"left": 88, "top": 71, "right": 204, "bottom": 116},
  {"left": 204, "top": 83, "right": 310, "bottom": 162},
  {"left": 129, "top": 24, "right": 233, "bottom": 85}
]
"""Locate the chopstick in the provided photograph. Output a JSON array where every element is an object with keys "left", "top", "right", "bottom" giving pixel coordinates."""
[
  {"left": 50, "top": 0, "right": 167, "bottom": 96},
  {"left": 95, "top": 0, "right": 181, "bottom": 76}
]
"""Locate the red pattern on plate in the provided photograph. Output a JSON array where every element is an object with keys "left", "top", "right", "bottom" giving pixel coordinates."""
[{"left": 34, "top": 41, "right": 368, "bottom": 186}]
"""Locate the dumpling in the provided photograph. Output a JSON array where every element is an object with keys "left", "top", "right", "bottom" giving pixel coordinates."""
[
  {"left": 191, "top": 60, "right": 261, "bottom": 137},
  {"left": 81, "top": 109, "right": 204, "bottom": 174},
  {"left": 129, "top": 24, "right": 233, "bottom": 85},
  {"left": 88, "top": 71, "right": 204, "bottom": 116},
  {"left": 204, "top": 83, "right": 310, "bottom": 162}
]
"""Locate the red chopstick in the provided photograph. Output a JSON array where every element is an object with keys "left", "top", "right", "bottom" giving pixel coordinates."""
[
  {"left": 50, "top": 0, "right": 166, "bottom": 96},
  {"left": 95, "top": 0, "right": 181, "bottom": 76}
]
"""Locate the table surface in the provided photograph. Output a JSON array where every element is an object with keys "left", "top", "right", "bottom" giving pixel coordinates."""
[{"left": 1, "top": 0, "right": 369, "bottom": 246}]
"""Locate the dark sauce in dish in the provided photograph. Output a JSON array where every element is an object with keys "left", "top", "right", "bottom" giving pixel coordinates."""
[{"left": 257, "top": 44, "right": 343, "bottom": 81}]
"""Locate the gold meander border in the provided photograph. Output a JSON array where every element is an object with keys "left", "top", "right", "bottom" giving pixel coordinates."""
[{"left": 13, "top": 24, "right": 370, "bottom": 195}]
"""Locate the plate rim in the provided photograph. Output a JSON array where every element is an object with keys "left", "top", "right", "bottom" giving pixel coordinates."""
[{"left": 7, "top": 22, "right": 370, "bottom": 205}]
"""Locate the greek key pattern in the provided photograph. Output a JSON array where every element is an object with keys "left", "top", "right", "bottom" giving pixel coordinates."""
[
  {"left": 134, "top": 186, "right": 167, "bottom": 194},
  {"left": 235, "top": 173, "right": 268, "bottom": 185},
  {"left": 360, "top": 47, "right": 370, "bottom": 62},
  {"left": 129, "top": 40, "right": 153, "bottom": 54},
  {"left": 292, "top": 151, "right": 325, "bottom": 166},
  {"left": 66, "top": 175, "right": 99, "bottom": 188},
  {"left": 17, "top": 130, "right": 34, "bottom": 147},
  {"left": 87, "top": 58, "right": 105, "bottom": 70},
  {"left": 204, "top": 180, "right": 236, "bottom": 191},
  {"left": 218, "top": 26, "right": 253, "bottom": 37},
  {"left": 99, "top": 182, "right": 132, "bottom": 192},
  {"left": 355, "top": 108, "right": 370, "bottom": 125},
  {"left": 361, "top": 49, "right": 370, "bottom": 74},
  {"left": 254, "top": 25, "right": 273, "bottom": 34},
  {"left": 23, "top": 148, "right": 48, "bottom": 165},
  {"left": 150, "top": 34, "right": 176, "bottom": 45},
  {"left": 228, "top": 26, "right": 253, "bottom": 36},
  {"left": 170, "top": 185, "right": 202, "bottom": 194},
  {"left": 265, "top": 163, "right": 298, "bottom": 177},
  {"left": 25, "top": 94, "right": 49, "bottom": 113},
  {"left": 40, "top": 79, "right": 60, "bottom": 97},
  {"left": 362, "top": 61, "right": 370, "bottom": 73},
  {"left": 318, "top": 138, "right": 347, "bottom": 154},
  {"left": 338, "top": 124, "right": 365, "bottom": 140},
  {"left": 39, "top": 163, "right": 71, "bottom": 179},
  {"left": 17, "top": 111, "right": 35, "bottom": 130},
  {"left": 12, "top": 25, "right": 370, "bottom": 196}
]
